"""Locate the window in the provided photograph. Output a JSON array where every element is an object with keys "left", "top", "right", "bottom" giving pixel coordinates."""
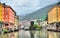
[
  {"left": 0, "top": 10, "right": 2, "bottom": 13},
  {"left": 6, "top": 15, "right": 8, "bottom": 18},
  {"left": 5, "top": 24, "right": 8, "bottom": 26},
  {"left": 1, "top": 18, "right": 2, "bottom": 20},
  {"left": 1, "top": 14, "right": 2, "bottom": 16},
  {"left": 0, "top": 18, "right": 2, "bottom": 21}
]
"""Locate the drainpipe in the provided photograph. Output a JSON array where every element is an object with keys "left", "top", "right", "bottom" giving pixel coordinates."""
[{"left": 56, "top": 5, "right": 58, "bottom": 30}]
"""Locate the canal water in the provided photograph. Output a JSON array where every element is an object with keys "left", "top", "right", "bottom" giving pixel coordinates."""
[{"left": 0, "top": 30, "right": 60, "bottom": 38}]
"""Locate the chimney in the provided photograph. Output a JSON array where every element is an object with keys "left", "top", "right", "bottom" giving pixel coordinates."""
[
  {"left": 0, "top": 2, "right": 6, "bottom": 8},
  {"left": 3, "top": 3, "right": 6, "bottom": 5}
]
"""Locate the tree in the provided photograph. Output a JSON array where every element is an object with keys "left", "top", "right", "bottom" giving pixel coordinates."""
[{"left": 37, "top": 19, "right": 41, "bottom": 25}]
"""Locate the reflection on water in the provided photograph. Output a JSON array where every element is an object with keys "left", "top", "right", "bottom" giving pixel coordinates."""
[
  {"left": 47, "top": 31, "right": 60, "bottom": 38},
  {"left": 30, "top": 30, "right": 47, "bottom": 38},
  {"left": 0, "top": 32, "right": 19, "bottom": 38},
  {"left": 0, "top": 30, "right": 60, "bottom": 38}
]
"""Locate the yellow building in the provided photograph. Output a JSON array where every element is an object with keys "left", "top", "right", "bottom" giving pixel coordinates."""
[
  {"left": 14, "top": 16, "right": 19, "bottom": 30},
  {"left": 0, "top": 3, "right": 4, "bottom": 33},
  {"left": 0, "top": 3, "right": 3, "bottom": 22},
  {"left": 48, "top": 5, "right": 60, "bottom": 24}
]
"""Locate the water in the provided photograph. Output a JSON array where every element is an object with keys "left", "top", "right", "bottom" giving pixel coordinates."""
[{"left": 0, "top": 30, "right": 60, "bottom": 38}]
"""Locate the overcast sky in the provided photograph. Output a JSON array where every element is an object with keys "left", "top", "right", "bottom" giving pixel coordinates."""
[{"left": 0, "top": 0, "right": 58, "bottom": 16}]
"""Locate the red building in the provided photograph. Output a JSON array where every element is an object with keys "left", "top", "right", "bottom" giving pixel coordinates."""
[{"left": 3, "top": 3, "right": 16, "bottom": 31}]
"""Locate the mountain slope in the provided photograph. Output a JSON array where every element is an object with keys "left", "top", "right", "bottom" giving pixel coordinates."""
[{"left": 21, "top": 4, "right": 56, "bottom": 21}]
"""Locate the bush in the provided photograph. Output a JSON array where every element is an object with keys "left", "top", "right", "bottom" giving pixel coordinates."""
[{"left": 34, "top": 24, "right": 42, "bottom": 30}]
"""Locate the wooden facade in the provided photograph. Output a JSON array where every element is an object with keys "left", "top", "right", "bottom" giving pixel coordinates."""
[{"left": 48, "top": 6, "right": 60, "bottom": 24}]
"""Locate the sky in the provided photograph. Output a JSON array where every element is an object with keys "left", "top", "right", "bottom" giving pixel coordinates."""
[{"left": 0, "top": 0, "right": 58, "bottom": 16}]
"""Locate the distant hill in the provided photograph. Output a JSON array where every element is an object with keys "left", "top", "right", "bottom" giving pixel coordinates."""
[
  {"left": 21, "top": 4, "right": 56, "bottom": 21},
  {"left": 20, "top": 15, "right": 25, "bottom": 21}
]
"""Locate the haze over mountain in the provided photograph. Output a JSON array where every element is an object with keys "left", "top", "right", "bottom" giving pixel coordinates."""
[{"left": 21, "top": 3, "right": 57, "bottom": 21}]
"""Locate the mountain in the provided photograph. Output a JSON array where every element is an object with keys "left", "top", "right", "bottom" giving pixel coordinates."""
[
  {"left": 20, "top": 15, "right": 25, "bottom": 21},
  {"left": 21, "top": 4, "right": 56, "bottom": 21}
]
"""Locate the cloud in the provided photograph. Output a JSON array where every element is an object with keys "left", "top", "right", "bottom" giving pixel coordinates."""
[
  {"left": 10, "top": 0, "right": 40, "bottom": 7},
  {"left": 13, "top": 6, "right": 41, "bottom": 15},
  {"left": 13, "top": 0, "right": 30, "bottom": 6},
  {"left": 1, "top": 0, "right": 58, "bottom": 15},
  {"left": 11, "top": 0, "right": 58, "bottom": 15}
]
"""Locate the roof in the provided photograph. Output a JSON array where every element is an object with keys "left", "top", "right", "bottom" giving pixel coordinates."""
[
  {"left": 7, "top": 6, "right": 16, "bottom": 15},
  {"left": 3, "top": 3, "right": 16, "bottom": 16}
]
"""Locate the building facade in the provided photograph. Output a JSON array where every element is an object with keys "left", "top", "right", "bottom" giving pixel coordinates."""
[
  {"left": 48, "top": 3, "right": 60, "bottom": 30},
  {"left": 14, "top": 15, "right": 19, "bottom": 30},
  {"left": 0, "top": 3, "right": 4, "bottom": 33},
  {"left": 2, "top": 3, "right": 16, "bottom": 31},
  {"left": 0, "top": 2, "right": 18, "bottom": 32},
  {"left": 48, "top": 6, "right": 60, "bottom": 24}
]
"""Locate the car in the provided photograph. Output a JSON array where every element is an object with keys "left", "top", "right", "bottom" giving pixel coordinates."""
[
  {"left": 2, "top": 28, "right": 8, "bottom": 33},
  {"left": 24, "top": 26, "right": 29, "bottom": 30}
]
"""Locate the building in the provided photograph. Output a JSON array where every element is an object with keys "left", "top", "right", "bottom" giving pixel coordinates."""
[
  {"left": 0, "top": 3, "right": 4, "bottom": 33},
  {"left": 48, "top": 6, "right": 57, "bottom": 24},
  {"left": 0, "top": 2, "right": 19, "bottom": 33},
  {"left": 2, "top": 3, "right": 16, "bottom": 31},
  {"left": 48, "top": 2, "right": 60, "bottom": 30},
  {"left": 48, "top": 2, "right": 60, "bottom": 24},
  {"left": 14, "top": 15, "right": 19, "bottom": 30}
]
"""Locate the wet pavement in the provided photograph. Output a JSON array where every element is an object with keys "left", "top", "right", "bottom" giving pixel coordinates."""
[{"left": 0, "top": 30, "right": 60, "bottom": 38}]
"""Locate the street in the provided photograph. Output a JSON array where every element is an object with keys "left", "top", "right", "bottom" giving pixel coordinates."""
[{"left": 0, "top": 29, "right": 59, "bottom": 38}]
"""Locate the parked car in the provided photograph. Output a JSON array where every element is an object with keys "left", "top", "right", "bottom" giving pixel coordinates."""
[
  {"left": 24, "top": 26, "right": 29, "bottom": 30},
  {"left": 14, "top": 26, "right": 19, "bottom": 31},
  {"left": 2, "top": 28, "right": 8, "bottom": 33}
]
